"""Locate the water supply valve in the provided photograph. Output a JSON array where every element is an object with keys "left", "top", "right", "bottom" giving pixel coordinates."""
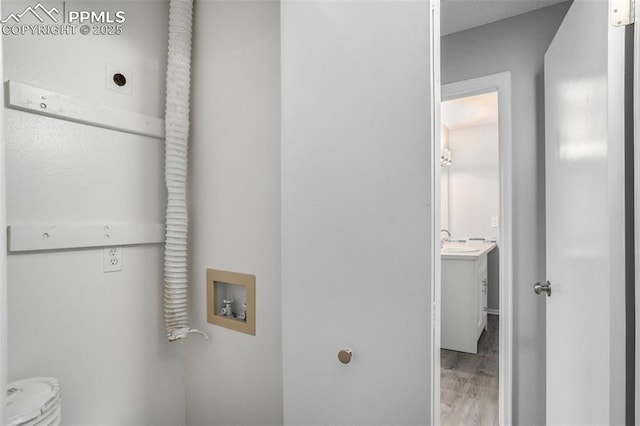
[{"left": 220, "top": 299, "right": 234, "bottom": 317}]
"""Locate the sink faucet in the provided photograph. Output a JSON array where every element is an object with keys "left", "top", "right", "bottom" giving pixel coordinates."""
[{"left": 441, "top": 229, "right": 451, "bottom": 247}]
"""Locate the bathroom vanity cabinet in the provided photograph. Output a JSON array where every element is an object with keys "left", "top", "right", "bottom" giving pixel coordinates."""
[{"left": 441, "top": 242, "right": 495, "bottom": 354}]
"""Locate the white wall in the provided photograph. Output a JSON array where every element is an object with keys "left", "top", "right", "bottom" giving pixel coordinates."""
[
  {"left": 448, "top": 123, "right": 499, "bottom": 239},
  {"left": 4, "top": 1, "right": 186, "bottom": 424},
  {"left": 281, "top": 1, "right": 432, "bottom": 424},
  {"left": 441, "top": 3, "right": 571, "bottom": 424},
  {"left": 185, "top": 1, "right": 283, "bottom": 425}
]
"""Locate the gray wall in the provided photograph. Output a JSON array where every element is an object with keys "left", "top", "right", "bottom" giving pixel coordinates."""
[
  {"left": 441, "top": 2, "right": 571, "bottom": 424},
  {"left": 488, "top": 247, "right": 500, "bottom": 311},
  {"left": 4, "top": 1, "right": 186, "bottom": 424},
  {"left": 185, "top": 1, "right": 283, "bottom": 424},
  {"left": 281, "top": 1, "right": 432, "bottom": 424}
]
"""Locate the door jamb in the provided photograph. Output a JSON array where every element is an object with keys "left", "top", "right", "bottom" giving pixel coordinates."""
[
  {"left": 634, "top": 0, "right": 640, "bottom": 421},
  {"left": 434, "top": 71, "right": 513, "bottom": 426},
  {"left": 429, "top": 1, "right": 441, "bottom": 425}
]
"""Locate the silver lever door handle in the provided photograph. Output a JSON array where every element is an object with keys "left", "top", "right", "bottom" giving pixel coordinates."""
[{"left": 534, "top": 281, "right": 551, "bottom": 297}]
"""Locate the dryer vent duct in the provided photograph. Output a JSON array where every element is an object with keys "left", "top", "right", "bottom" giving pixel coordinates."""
[{"left": 163, "top": 0, "right": 208, "bottom": 342}]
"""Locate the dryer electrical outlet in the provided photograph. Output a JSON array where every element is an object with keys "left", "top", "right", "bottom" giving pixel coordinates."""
[{"left": 103, "top": 246, "right": 123, "bottom": 272}]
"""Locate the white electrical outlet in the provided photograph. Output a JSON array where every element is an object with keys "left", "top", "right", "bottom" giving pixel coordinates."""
[
  {"left": 103, "top": 246, "right": 123, "bottom": 272},
  {"left": 491, "top": 216, "right": 500, "bottom": 228}
]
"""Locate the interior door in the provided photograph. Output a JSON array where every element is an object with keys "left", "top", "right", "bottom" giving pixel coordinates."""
[{"left": 544, "top": 0, "right": 628, "bottom": 424}]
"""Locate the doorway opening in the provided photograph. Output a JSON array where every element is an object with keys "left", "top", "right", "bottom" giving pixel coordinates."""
[
  {"left": 440, "top": 90, "right": 500, "bottom": 424},
  {"left": 434, "top": 72, "right": 513, "bottom": 426}
]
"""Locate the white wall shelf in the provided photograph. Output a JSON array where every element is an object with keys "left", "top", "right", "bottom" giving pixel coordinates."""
[
  {"left": 5, "top": 80, "right": 165, "bottom": 139},
  {"left": 7, "top": 223, "right": 164, "bottom": 252}
]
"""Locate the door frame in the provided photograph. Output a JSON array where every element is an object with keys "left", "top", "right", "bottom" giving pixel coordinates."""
[
  {"left": 634, "top": 0, "right": 640, "bottom": 420},
  {"left": 433, "top": 71, "right": 513, "bottom": 425}
]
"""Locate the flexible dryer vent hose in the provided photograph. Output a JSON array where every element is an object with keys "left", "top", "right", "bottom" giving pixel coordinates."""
[{"left": 164, "top": 0, "right": 208, "bottom": 342}]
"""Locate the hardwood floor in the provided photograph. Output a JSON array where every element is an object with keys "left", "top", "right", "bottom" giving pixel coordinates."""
[{"left": 441, "top": 314, "right": 499, "bottom": 426}]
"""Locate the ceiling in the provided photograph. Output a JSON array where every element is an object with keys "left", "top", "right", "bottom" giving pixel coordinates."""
[
  {"left": 441, "top": 0, "right": 567, "bottom": 35},
  {"left": 441, "top": 92, "right": 498, "bottom": 129}
]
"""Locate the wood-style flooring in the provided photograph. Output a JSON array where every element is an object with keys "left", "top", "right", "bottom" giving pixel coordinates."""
[{"left": 441, "top": 314, "right": 499, "bottom": 426}]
